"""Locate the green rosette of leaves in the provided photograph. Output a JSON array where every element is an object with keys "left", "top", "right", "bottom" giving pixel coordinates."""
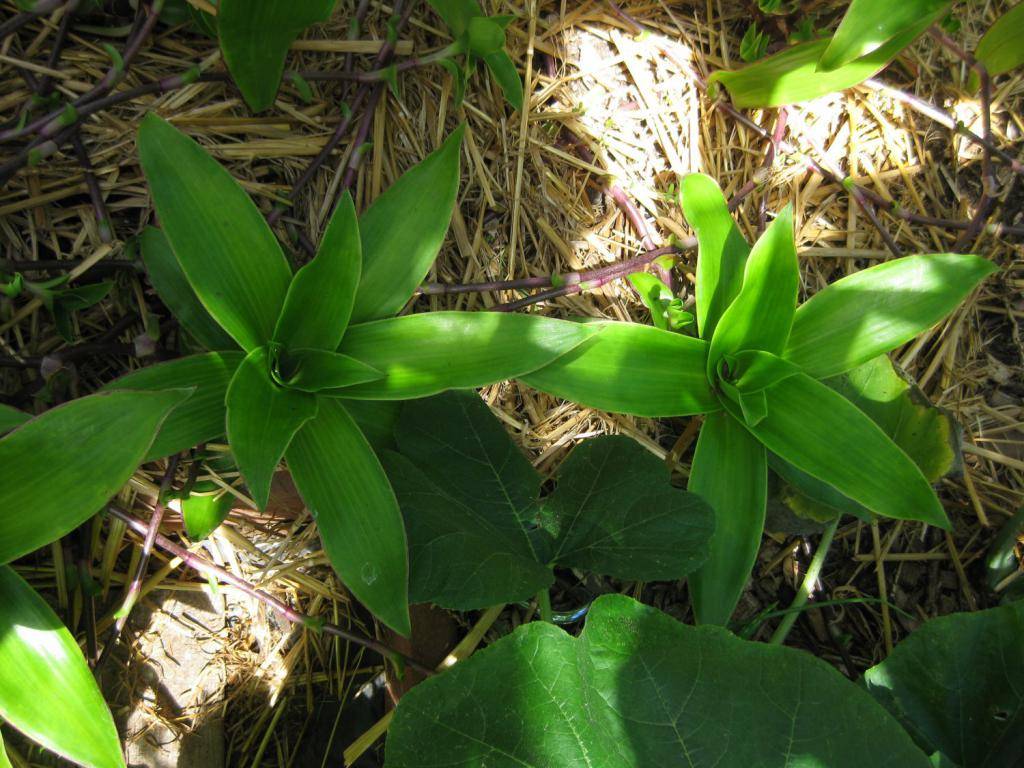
[
  {"left": 521, "top": 172, "right": 996, "bottom": 625},
  {"left": 110, "top": 114, "right": 595, "bottom": 637}
]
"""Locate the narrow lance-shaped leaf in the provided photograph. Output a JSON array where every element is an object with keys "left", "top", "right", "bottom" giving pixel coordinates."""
[
  {"left": 784, "top": 254, "right": 996, "bottom": 379},
  {"left": 708, "top": 12, "right": 941, "bottom": 108},
  {"left": 275, "top": 348, "right": 383, "bottom": 393},
  {"left": 818, "top": 0, "right": 949, "bottom": 72},
  {"left": 103, "top": 352, "right": 244, "bottom": 460},
  {"left": 226, "top": 347, "right": 318, "bottom": 510},
  {"left": 969, "top": 3, "right": 1024, "bottom": 91},
  {"left": 218, "top": 0, "right": 335, "bottom": 111},
  {"left": 0, "top": 566, "right": 125, "bottom": 768},
  {"left": 0, "top": 389, "right": 190, "bottom": 564},
  {"left": 678, "top": 172, "right": 751, "bottom": 339},
  {"left": 274, "top": 191, "right": 361, "bottom": 352},
  {"left": 687, "top": 411, "right": 767, "bottom": 626},
  {"left": 138, "top": 114, "right": 292, "bottom": 351},
  {"left": 139, "top": 227, "right": 236, "bottom": 351},
  {"left": 520, "top": 321, "right": 719, "bottom": 418},
  {"left": 286, "top": 399, "right": 410, "bottom": 636},
  {"left": 386, "top": 594, "right": 931, "bottom": 768},
  {"left": 736, "top": 371, "right": 949, "bottom": 528},
  {"left": 484, "top": 50, "right": 524, "bottom": 111},
  {"left": 707, "top": 205, "right": 798, "bottom": 376},
  {"left": 337, "top": 312, "right": 597, "bottom": 400},
  {"left": 350, "top": 126, "right": 465, "bottom": 323}
]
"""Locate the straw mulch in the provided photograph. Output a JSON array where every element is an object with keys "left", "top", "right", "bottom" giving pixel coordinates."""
[{"left": 1, "top": 0, "right": 1022, "bottom": 764}]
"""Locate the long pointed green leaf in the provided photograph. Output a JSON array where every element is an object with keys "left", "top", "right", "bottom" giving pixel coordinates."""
[
  {"left": 286, "top": 399, "right": 410, "bottom": 635},
  {"left": 687, "top": 411, "right": 767, "bottom": 626},
  {"left": 0, "top": 566, "right": 124, "bottom": 768},
  {"left": 0, "top": 731, "right": 11, "bottom": 768},
  {"left": 337, "top": 312, "right": 596, "bottom": 399},
  {"left": 970, "top": 3, "right": 1024, "bottom": 90},
  {"left": 218, "top": 0, "right": 335, "bottom": 111},
  {"left": 350, "top": 126, "right": 465, "bottom": 324},
  {"left": 521, "top": 322, "right": 718, "bottom": 417},
  {"left": 484, "top": 51, "right": 524, "bottom": 111},
  {"left": 139, "top": 227, "right": 237, "bottom": 351},
  {"left": 708, "top": 13, "right": 938, "bottom": 108},
  {"left": 274, "top": 192, "right": 361, "bottom": 351},
  {"left": 679, "top": 173, "right": 751, "bottom": 339},
  {"left": 277, "top": 348, "right": 383, "bottom": 392},
  {"left": 0, "top": 390, "right": 190, "bottom": 564},
  {"left": 707, "top": 205, "right": 798, "bottom": 374},
  {"left": 138, "top": 114, "right": 292, "bottom": 351},
  {"left": 784, "top": 254, "right": 997, "bottom": 379},
  {"left": 819, "top": 0, "right": 949, "bottom": 72},
  {"left": 104, "top": 352, "right": 244, "bottom": 460},
  {"left": 0, "top": 404, "right": 29, "bottom": 434},
  {"left": 740, "top": 372, "right": 949, "bottom": 528},
  {"left": 226, "top": 347, "right": 317, "bottom": 510}
]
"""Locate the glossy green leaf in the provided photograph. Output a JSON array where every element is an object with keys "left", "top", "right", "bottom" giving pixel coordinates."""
[
  {"left": 0, "top": 404, "right": 29, "bottom": 434},
  {"left": 627, "top": 272, "right": 691, "bottom": 331},
  {"left": 426, "top": 0, "right": 482, "bottom": 36},
  {"left": 386, "top": 594, "right": 931, "bottom": 768},
  {"left": 342, "top": 399, "right": 401, "bottom": 451},
  {"left": 275, "top": 348, "right": 383, "bottom": 392},
  {"left": 0, "top": 566, "right": 125, "bottom": 768},
  {"left": 708, "top": 13, "right": 938, "bottom": 108},
  {"left": 0, "top": 389, "right": 189, "bottom": 564},
  {"left": 226, "top": 347, "right": 317, "bottom": 510},
  {"left": 687, "top": 411, "right": 767, "bottom": 626},
  {"left": 104, "top": 352, "right": 243, "bottom": 460},
  {"left": 739, "top": 371, "right": 949, "bottom": 528},
  {"left": 865, "top": 602, "right": 1024, "bottom": 767},
  {"left": 970, "top": 3, "right": 1024, "bottom": 90},
  {"left": 350, "top": 127, "right": 464, "bottom": 324},
  {"left": 679, "top": 172, "right": 751, "bottom": 339},
  {"left": 337, "top": 312, "right": 595, "bottom": 399},
  {"left": 386, "top": 392, "right": 714, "bottom": 610},
  {"left": 707, "top": 205, "right": 798, "bottom": 375},
  {"left": 286, "top": 399, "right": 410, "bottom": 635},
  {"left": 785, "top": 254, "right": 996, "bottom": 379},
  {"left": 819, "top": 0, "right": 949, "bottom": 71},
  {"left": 138, "top": 114, "right": 292, "bottom": 351},
  {"left": 180, "top": 484, "right": 234, "bottom": 540},
  {"left": 139, "top": 227, "right": 236, "bottom": 351},
  {"left": 484, "top": 50, "right": 524, "bottom": 111},
  {"left": 0, "top": 731, "right": 11, "bottom": 768},
  {"left": 540, "top": 435, "right": 714, "bottom": 580},
  {"left": 382, "top": 392, "right": 552, "bottom": 610},
  {"left": 274, "top": 191, "right": 360, "bottom": 352},
  {"left": 521, "top": 321, "right": 718, "bottom": 417},
  {"left": 218, "top": 0, "right": 335, "bottom": 111}
]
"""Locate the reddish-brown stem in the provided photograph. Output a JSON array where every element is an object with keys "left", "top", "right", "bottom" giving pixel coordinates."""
[
  {"left": 71, "top": 134, "right": 113, "bottom": 243},
  {"left": 105, "top": 504, "right": 434, "bottom": 677}
]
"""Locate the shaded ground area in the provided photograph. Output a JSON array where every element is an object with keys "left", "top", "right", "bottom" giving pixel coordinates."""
[{"left": 1, "top": 0, "right": 1022, "bottom": 764}]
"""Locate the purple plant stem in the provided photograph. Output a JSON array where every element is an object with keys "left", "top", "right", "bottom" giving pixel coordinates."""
[
  {"left": 71, "top": 133, "right": 113, "bottom": 242},
  {"left": 0, "top": 0, "right": 67, "bottom": 42},
  {"left": 36, "top": 0, "right": 79, "bottom": 95},
  {"left": 105, "top": 503, "right": 435, "bottom": 677},
  {"left": 729, "top": 107, "right": 788, "bottom": 214}
]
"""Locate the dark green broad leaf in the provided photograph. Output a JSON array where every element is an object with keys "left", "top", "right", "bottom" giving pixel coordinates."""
[
  {"left": 773, "top": 355, "right": 961, "bottom": 523},
  {"left": 226, "top": 347, "right": 317, "bottom": 510},
  {"left": 342, "top": 399, "right": 401, "bottom": 451},
  {"left": 104, "top": 352, "right": 243, "bottom": 460},
  {"left": 386, "top": 594, "right": 931, "bottom": 768},
  {"left": 520, "top": 321, "right": 718, "bottom": 417},
  {"left": 275, "top": 348, "right": 383, "bottom": 392},
  {"left": 785, "top": 254, "right": 996, "bottom": 380},
  {"left": 218, "top": 0, "right": 335, "bottom": 112},
  {"left": 0, "top": 404, "right": 29, "bottom": 434},
  {"left": 350, "top": 127, "right": 464, "bottom": 324},
  {"left": 0, "top": 566, "right": 125, "bottom": 768},
  {"left": 0, "top": 389, "right": 190, "bottom": 564},
  {"left": 139, "top": 227, "right": 236, "bottom": 351},
  {"left": 679, "top": 172, "right": 751, "bottom": 340},
  {"left": 138, "top": 114, "right": 292, "bottom": 351},
  {"left": 286, "top": 398, "right": 410, "bottom": 636},
  {"left": 736, "top": 371, "right": 949, "bottom": 528},
  {"left": 383, "top": 391, "right": 714, "bottom": 610},
  {"left": 819, "top": 0, "right": 949, "bottom": 72},
  {"left": 687, "top": 411, "right": 767, "bottom": 626},
  {"left": 865, "top": 602, "right": 1024, "bottom": 767},
  {"left": 484, "top": 51, "right": 523, "bottom": 111},
  {"left": 180, "top": 482, "right": 234, "bottom": 540},
  {"left": 707, "top": 205, "right": 797, "bottom": 376},
  {"left": 274, "top": 192, "right": 361, "bottom": 352},
  {"left": 970, "top": 3, "right": 1024, "bottom": 91},
  {"left": 708, "top": 11, "right": 939, "bottom": 108},
  {"left": 337, "top": 312, "right": 596, "bottom": 400}
]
